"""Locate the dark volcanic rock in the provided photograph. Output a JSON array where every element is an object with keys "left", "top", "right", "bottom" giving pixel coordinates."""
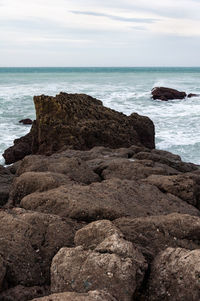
[
  {"left": 3, "top": 132, "right": 32, "bottom": 165},
  {"left": 152, "top": 87, "right": 186, "bottom": 101},
  {"left": 19, "top": 118, "right": 33, "bottom": 125}
]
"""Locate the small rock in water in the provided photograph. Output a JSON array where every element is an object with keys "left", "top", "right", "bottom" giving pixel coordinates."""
[
  {"left": 151, "top": 87, "right": 186, "bottom": 101},
  {"left": 19, "top": 118, "right": 33, "bottom": 125}
]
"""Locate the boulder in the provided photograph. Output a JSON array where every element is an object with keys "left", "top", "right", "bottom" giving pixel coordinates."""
[
  {"left": 114, "top": 213, "right": 200, "bottom": 262},
  {"left": 19, "top": 118, "right": 33, "bottom": 125},
  {"left": 151, "top": 87, "right": 186, "bottom": 101},
  {"left": 51, "top": 220, "right": 147, "bottom": 301},
  {"left": 3, "top": 132, "right": 32, "bottom": 165},
  {"left": 20, "top": 178, "right": 200, "bottom": 222},
  {"left": 0, "top": 208, "right": 80, "bottom": 288},
  {"left": 145, "top": 174, "right": 200, "bottom": 207},
  {"left": 9, "top": 171, "right": 73, "bottom": 205},
  {"left": 0, "top": 285, "right": 49, "bottom": 301},
  {"left": 148, "top": 247, "right": 200, "bottom": 301},
  {"left": 31, "top": 290, "right": 117, "bottom": 301},
  {"left": 16, "top": 155, "right": 100, "bottom": 184}
]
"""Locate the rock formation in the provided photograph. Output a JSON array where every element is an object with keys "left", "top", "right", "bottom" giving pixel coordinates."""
[
  {"left": 0, "top": 93, "right": 200, "bottom": 300},
  {"left": 152, "top": 87, "right": 186, "bottom": 101},
  {"left": 3, "top": 93, "right": 155, "bottom": 164}
]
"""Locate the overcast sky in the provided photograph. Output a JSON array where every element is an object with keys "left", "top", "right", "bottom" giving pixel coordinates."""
[{"left": 1, "top": 0, "right": 200, "bottom": 67}]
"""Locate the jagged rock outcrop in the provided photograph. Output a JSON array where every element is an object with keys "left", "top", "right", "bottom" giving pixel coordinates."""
[
  {"left": 152, "top": 87, "right": 186, "bottom": 101},
  {"left": 3, "top": 93, "right": 155, "bottom": 164}
]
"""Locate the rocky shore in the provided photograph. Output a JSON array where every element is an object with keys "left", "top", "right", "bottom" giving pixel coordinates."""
[{"left": 0, "top": 93, "right": 200, "bottom": 301}]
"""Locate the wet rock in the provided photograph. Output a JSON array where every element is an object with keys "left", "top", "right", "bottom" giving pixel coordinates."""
[
  {"left": 3, "top": 132, "right": 32, "bottom": 165},
  {"left": 0, "top": 208, "right": 79, "bottom": 288},
  {"left": 114, "top": 213, "right": 200, "bottom": 262},
  {"left": 0, "top": 285, "right": 49, "bottom": 301},
  {"left": 20, "top": 178, "right": 200, "bottom": 222},
  {"left": 51, "top": 222, "right": 147, "bottom": 301},
  {"left": 19, "top": 118, "right": 33, "bottom": 125},
  {"left": 31, "top": 290, "right": 117, "bottom": 301},
  {"left": 148, "top": 247, "right": 200, "bottom": 301},
  {"left": 151, "top": 87, "right": 186, "bottom": 101}
]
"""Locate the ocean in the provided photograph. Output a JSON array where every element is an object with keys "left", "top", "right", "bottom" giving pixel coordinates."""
[{"left": 0, "top": 67, "right": 200, "bottom": 165}]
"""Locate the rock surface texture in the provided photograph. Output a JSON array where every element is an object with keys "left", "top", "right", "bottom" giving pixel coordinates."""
[
  {"left": 1, "top": 93, "right": 200, "bottom": 300},
  {"left": 148, "top": 247, "right": 200, "bottom": 301}
]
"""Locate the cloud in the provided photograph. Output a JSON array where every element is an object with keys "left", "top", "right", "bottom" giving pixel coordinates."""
[{"left": 70, "top": 10, "right": 158, "bottom": 24}]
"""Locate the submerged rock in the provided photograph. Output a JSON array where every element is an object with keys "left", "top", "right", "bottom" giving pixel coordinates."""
[{"left": 152, "top": 87, "right": 186, "bottom": 101}]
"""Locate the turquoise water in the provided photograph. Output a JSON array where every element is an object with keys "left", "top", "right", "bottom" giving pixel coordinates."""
[{"left": 0, "top": 67, "right": 200, "bottom": 164}]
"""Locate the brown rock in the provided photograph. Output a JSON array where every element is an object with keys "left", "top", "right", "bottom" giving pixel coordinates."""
[
  {"left": 16, "top": 155, "right": 100, "bottom": 184},
  {"left": 9, "top": 171, "right": 72, "bottom": 205},
  {"left": 0, "top": 255, "right": 6, "bottom": 291},
  {"left": 0, "top": 208, "right": 79, "bottom": 288},
  {"left": 133, "top": 151, "right": 198, "bottom": 173},
  {"left": 3, "top": 132, "right": 32, "bottom": 165},
  {"left": 31, "top": 290, "right": 117, "bottom": 301},
  {"left": 31, "top": 93, "right": 155, "bottom": 154},
  {"left": 0, "top": 285, "right": 49, "bottom": 301},
  {"left": 74, "top": 220, "right": 122, "bottom": 250},
  {"left": 148, "top": 247, "right": 200, "bottom": 301},
  {"left": 20, "top": 179, "right": 200, "bottom": 222},
  {"left": 19, "top": 118, "right": 33, "bottom": 125},
  {"left": 151, "top": 87, "right": 186, "bottom": 101},
  {"left": 145, "top": 174, "right": 200, "bottom": 206},
  {"left": 0, "top": 165, "right": 14, "bottom": 206},
  {"left": 114, "top": 213, "right": 200, "bottom": 262},
  {"left": 51, "top": 235, "right": 146, "bottom": 301}
]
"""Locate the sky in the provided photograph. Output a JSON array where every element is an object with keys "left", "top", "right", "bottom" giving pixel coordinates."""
[{"left": 1, "top": 0, "right": 200, "bottom": 67}]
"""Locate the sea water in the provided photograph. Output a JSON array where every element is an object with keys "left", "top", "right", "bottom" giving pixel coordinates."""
[{"left": 0, "top": 67, "right": 200, "bottom": 165}]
